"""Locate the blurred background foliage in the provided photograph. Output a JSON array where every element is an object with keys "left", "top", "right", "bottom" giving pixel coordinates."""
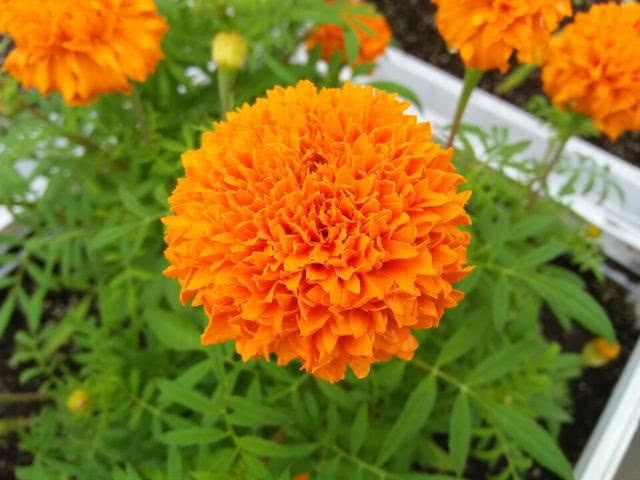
[{"left": 0, "top": 1, "right": 616, "bottom": 479}]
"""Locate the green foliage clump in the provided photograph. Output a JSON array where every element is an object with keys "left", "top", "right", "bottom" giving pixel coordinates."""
[{"left": 0, "top": 1, "right": 615, "bottom": 479}]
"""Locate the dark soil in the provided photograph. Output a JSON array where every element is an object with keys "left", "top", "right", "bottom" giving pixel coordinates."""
[
  {"left": 0, "top": 311, "right": 37, "bottom": 480},
  {"left": 372, "top": 0, "right": 640, "bottom": 167}
]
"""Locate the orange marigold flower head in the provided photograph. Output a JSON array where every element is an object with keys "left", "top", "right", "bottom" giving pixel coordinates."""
[
  {"left": 306, "top": 1, "right": 392, "bottom": 65},
  {"left": 432, "top": 0, "right": 572, "bottom": 72},
  {"left": 1, "top": 0, "right": 168, "bottom": 105},
  {"left": 542, "top": 3, "right": 640, "bottom": 141},
  {"left": 163, "top": 80, "right": 472, "bottom": 382}
]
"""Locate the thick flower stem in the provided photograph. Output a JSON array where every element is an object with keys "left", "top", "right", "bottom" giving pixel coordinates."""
[
  {"left": 217, "top": 68, "right": 237, "bottom": 119},
  {"left": 524, "top": 134, "right": 570, "bottom": 209},
  {"left": 447, "top": 67, "right": 483, "bottom": 148}
]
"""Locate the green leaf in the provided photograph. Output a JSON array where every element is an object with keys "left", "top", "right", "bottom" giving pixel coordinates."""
[
  {"left": 144, "top": 307, "right": 201, "bottom": 351},
  {"left": 492, "top": 274, "right": 510, "bottom": 330},
  {"left": 156, "top": 380, "right": 213, "bottom": 416},
  {"left": 237, "top": 436, "right": 318, "bottom": 459},
  {"left": 344, "top": 28, "right": 359, "bottom": 64},
  {"left": 484, "top": 400, "right": 573, "bottom": 480},
  {"left": 227, "top": 395, "right": 290, "bottom": 427},
  {"left": 315, "top": 379, "right": 354, "bottom": 410},
  {"left": 159, "top": 428, "right": 227, "bottom": 446},
  {"left": 350, "top": 403, "right": 368, "bottom": 455},
  {"left": 513, "top": 241, "right": 566, "bottom": 269},
  {"left": 264, "top": 53, "right": 296, "bottom": 84},
  {"left": 465, "top": 342, "right": 540, "bottom": 386},
  {"left": 508, "top": 215, "right": 553, "bottom": 241},
  {"left": 525, "top": 268, "right": 615, "bottom": 341},
  {"left": 449, "top": 393, "right": 471, "bottom": 474},
  {"left": 88, "top": 223, "right": 138, "bottom": 251},
  {"left": 437, "top": 314, "right": 487, "bottom": 366},
  {"left": 0, "top": 290, "right": 16, "bottom": 338},
  {"left": 376, "top": 376, "right": 437, "bottom": 465},
  {"left": 368, "top": 81, "right": 423, "bottom": 111},
  {"left": 167, "top": 446, "right": 182, "bottom": 479}
]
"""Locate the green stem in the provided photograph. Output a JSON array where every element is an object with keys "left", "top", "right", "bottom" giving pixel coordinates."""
[
  {"left": 131, "top": 89, "right": 151, "bottom": 146},
  {"left": 217, "top": 69, "right": 238, "bottom": 119},
  {"left": 524, "top": 134, "right": 570, "bottom": 209},
  {"left": 447, "top": 68, "right": 483, "bottom": 148},
  {"left": 0, "top": 391, "right": 50, "bottom": 403},
  {"left": 496, "top": 63, "right": 537, "bottom": 95}
]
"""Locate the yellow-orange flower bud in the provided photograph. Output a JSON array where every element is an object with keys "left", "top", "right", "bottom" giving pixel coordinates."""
[
  {"left": 586, "top": 225, "right": 602, "bottom": 239},
  {"left": 212, "top": 32, "right": 249, "bottom": 71},
  {"left": 582, "top": 338, "right": 620, "bottom": 368},
  {"left": 66, "top": 388, "right": 90, "bottom": 413}
]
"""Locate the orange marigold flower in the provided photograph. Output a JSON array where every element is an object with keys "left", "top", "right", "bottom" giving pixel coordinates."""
[
  {"left": 1, "top": 0, "right": 167, "bottom": 105},
  {"left": 542, "top": 3, "right": 640, "bottom": 141},
  {"left": 306, "top": 1, "right": 392, "bottom": 65},
  {"left": 431, "top": 0, "right": 572, "bottom": 72},
  {"left": 163, "top": 81, "right": 472, "bottom": 382}
]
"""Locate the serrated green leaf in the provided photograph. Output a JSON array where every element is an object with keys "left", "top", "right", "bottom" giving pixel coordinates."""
[
  {"left": 88, "top": 223, "right": 138, "bottom": 251},
  {"left": 513, "top": 241, "right": 566, "bottom": 269},
  {"left": 144, "top": 307, "right": 201, "bottom": 351},
  {"left": 315, "top": 379, "right": 354, "bottom": 410},
  {"left": 156, "top": 380, "right": 213, "bottom": 416},
  {"left": 159, "top": 428, "right": 227, "bottom": 446},
  {"left": 350, "top": 403, "right": 368, "bottom": 455},
  {"left": 525, "top": 268, "right": 615, "bottom": 341},
  {"left": 237, "top": 436, "right": 318, "bottom": 459},
  {"left": 0, "top": 290, "right": 16, "bottom": 338},
  {"left": 264, "top": 53, "right": 296, "bottom": 84},
  {"left": 483, "top": 400, "right": 573, "bottom": 480},
  {"left": 377, "top": 376, "right": 437, "bottom": 465},
  {"left": 449, "top": 393, "right": 471, "bottom": 474},
  {"left": 167, "top": 446, "right": 182, "bottom": 478},
  {"left": 437, "top": 314, "right": 486, "bottom": 366},
  {"left": 465, "top": 342, "right": 540, "bottom": 386},
  {"left": 508, "top": 214, "right": 554, "bottom": 241},
  {"left": 227, "top": 395, "right": 290, "bottom": 427},
  {"left": 492, "top": 274, "right": 510, "bottom": 330}
]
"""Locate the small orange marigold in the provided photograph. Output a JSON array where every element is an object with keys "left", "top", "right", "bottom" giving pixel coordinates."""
[
  {"left": 163, "top": 81, "right": 471, "bottom": 382},
  {"left": 306, "top": 1, "right": 392, "bottom": 65},
  {"left": 1, "top": 0, "right": 167, "bottom": 105},
  {"left": 542, "top": 3, "right": 640, "bottom": 141},
  {"left": 432, "top": 0, "right": 572, "bottom": 72}
]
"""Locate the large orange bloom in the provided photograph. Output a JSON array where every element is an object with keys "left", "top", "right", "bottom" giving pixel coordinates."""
[
  {"left": 1, "top": 0, "right": 167, "bottom": 105},
  {"left": 163, "top": 81, "right": 471, "bottom": 382},
  {"left": 306, "top": 1, "right": 392, "bottom": 65},
  {"left": 542, "top": 3, "right": 640, "bottom": 141},
  {"left": 432, "top": 0, "right": 572, "bottom": 72}
]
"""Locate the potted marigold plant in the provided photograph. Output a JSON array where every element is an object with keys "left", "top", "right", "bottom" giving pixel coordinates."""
[{"left": 0, "top": 1, "right": 638, "bottom": 480}]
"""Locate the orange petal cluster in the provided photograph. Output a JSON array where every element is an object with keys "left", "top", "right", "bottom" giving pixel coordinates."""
[
  {"left": 306, "top": 1, "right": 392, "bottom": 65},
  {"left": 1, "top": 0, "right": 167, "bottom": 105},
  {"left": 542, "top": 3, "right": 640, "bottom": 141},
  {"left": 163, "top": 81, "right": 472, "bottom": 382},
  {"left": 431, "top": 0, "right": 572, "bottom": 72}
]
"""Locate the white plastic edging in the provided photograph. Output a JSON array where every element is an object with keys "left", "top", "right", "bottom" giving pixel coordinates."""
[
  {"left": 365, "top": 47, "right": 640, "bottom": 480},
  {"left": 367, "top": 47, "right": 640, "bottom": 272}
]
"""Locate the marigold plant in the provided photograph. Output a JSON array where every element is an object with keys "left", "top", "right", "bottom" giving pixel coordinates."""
[
  {"left": 542, "top": 2, "right": 640, "bottom": 141},
  {"left": 431, "top": 0, "right": 572, "bottom": 72},
  {"left": 306, "top": 1, "right": 392, "bottom": 65},
  {"left": 164, "top": 80, "right": 471, "bottom": 382},
  {"left": 1, "top": 0, "right": 167, "bottom": 105}
]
